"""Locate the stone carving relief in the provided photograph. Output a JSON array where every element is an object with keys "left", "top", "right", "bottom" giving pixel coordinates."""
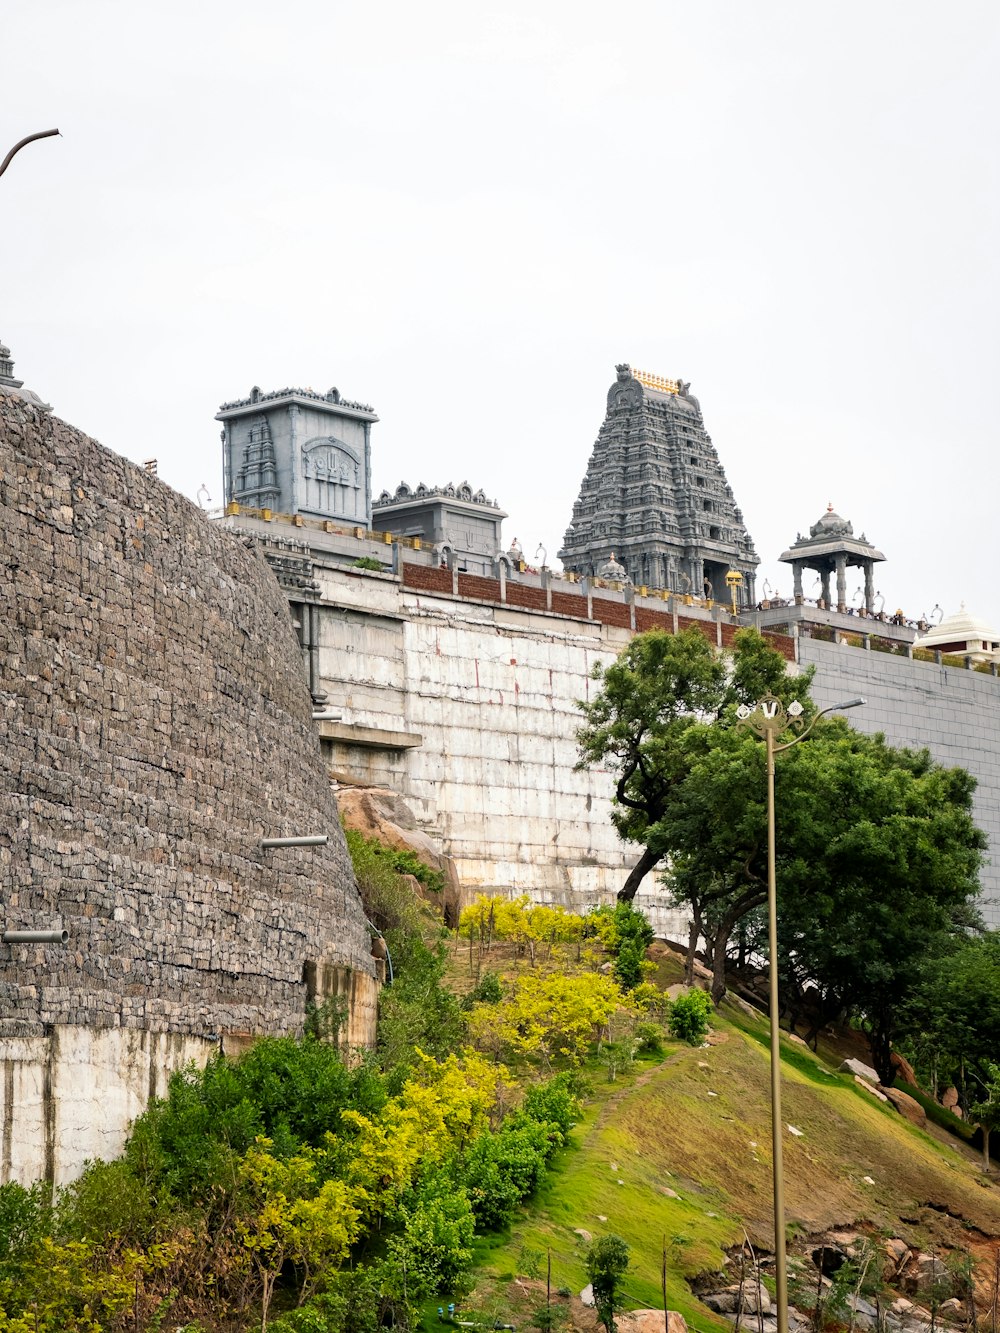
[
  {"left": 607, "top": 365, "right": 643, "bottom": 413},
  {"left": 234, "top": 415, "right": 279, "bottom": 506},
  {"left": 302, "top": 437, "right": 361, "bottom": 518}
]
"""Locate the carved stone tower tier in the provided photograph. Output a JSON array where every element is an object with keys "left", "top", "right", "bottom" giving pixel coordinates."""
[
  {"left": 218, "top": 384, "right": 378, "bottom": 527},
  {"left": 559, "top": 364, "right": 758, "bottom": 605}
]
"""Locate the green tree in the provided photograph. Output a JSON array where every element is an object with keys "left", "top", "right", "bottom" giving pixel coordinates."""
[
  {"left": 970, "top": 1062, "right": 1000, "bottom": 1174},
  {"left": 668, "top": 989, "right": 713, "bottom": 1045},
  {"left": 900, "top": 930, "right": 1000, "bottom": 1106},
  {"left": 770, "top": 733, "right": 984, "bottom": 1083},
  {"left": 576, "top": 627, "right": 728, "bottom": 900},
  {"left": 585, "top": 1234, "right": 631, "bottom": 1333},
  {"left": 576, "top": 627, "right": 810, "bottom": 922},
  {"left": 579, "top": 627, "right": 984, "bottom": 1060}
]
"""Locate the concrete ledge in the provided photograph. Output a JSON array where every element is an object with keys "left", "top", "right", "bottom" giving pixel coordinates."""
[{"left": 317, "top": 720, "right": 423, "bottom": 750}]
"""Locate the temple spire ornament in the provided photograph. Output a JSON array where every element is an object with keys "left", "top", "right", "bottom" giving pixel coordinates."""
[
  {"left": 559, "top": 363, "right": 758, "bottom": 606},
  {"left": 0, "top": 339, "right": 51, "bottom": 411}
]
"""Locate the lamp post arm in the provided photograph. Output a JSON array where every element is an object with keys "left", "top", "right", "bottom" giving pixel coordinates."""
[
  {"left": 773, "top": 698, "right": 866, "bottom": 754},
  {"left": 0, "top": 130, "right": 60, "bottom": 181}
]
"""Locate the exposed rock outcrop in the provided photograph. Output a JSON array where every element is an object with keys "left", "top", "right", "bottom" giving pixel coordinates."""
[
  {"left": 881, "top": 1087, "right": 928, "bottom": 1128},
  {"left": 336, "top": 785, "right": 467, "bottom": 925}
]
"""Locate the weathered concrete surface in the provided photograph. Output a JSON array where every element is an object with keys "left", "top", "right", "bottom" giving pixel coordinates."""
[
  {"left": 802, "top": 637, "right": 1000, "bottom": 927},
  {"left": 0, "top": 392, "right": 378, "bottom": 1182},
  {"left": 0, "top": 1027, "right": 214, "bottom": 1187},
  {"left": 307, "top": 561, "right": 693, "bottom": 940}
]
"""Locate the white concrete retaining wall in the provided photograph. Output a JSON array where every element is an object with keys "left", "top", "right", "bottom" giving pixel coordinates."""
[
  {"left": 312, "top": 565, "right": 692, "bottom": 940},
  {"left": 1, "top": 1027, "right": 215, "bottom": 1187}
]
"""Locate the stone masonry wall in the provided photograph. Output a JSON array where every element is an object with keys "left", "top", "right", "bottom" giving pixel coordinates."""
[{"left": 0, "top": 394, "right": 378, "bottom": 1180}]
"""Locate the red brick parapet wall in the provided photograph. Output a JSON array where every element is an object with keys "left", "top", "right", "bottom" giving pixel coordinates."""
[
  {"left": 401, "top": 563, "right": 454, "bottom": 595},
  {"left": 400, "top": 563, "right": 796, "bottom": 661}
]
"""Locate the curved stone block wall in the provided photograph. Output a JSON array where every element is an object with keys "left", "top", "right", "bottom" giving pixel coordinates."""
[{"left": 0, "top": 393, "right": 377, "bottom": 1182}]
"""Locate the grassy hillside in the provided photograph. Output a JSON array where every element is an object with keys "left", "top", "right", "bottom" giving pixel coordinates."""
[{"left": 445, "top": 939, "right": 1000, "bottom": 1332}]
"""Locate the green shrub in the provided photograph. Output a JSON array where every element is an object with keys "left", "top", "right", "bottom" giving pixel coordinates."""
[
  {"left": 461, "top": 1118, "right": 553, "bottom": 1231},
  {"left": 463, "top": 970, "right": 504, "bottom": 1009},
  {"left": 390, "top": 1169, "right": 476, "bottom": 1292},
  {"left": 586, "top": 903, "right": 654, "bottom": 956},
  {"left": 634, "top": 1021, "right": 664, "bottom": 1055},
  {"left": 389, "top": 846, "right": 447, "bottom": 894},
  {"left": 613, "top": 938, "right": 646, "bottom": 991},
  {"left": 0, "top": 1181, "right": 49, "bottom": 1280},
  {"left": 585, "top": 1234, "right": 631, "bottom": 1333},
  {"left": 522, "top": 1072, "right": 581, "bottom": 1142},
  {"left": 351, "top": 556, "right": 384, "bottom": 571},
  {"left": 344, "top": 829, "right": 444, "bottom": 929},
  {"left": 56, "top": 1158, "right": 161, "bottom": 1246},
  {"left": 586, "top": 904, "right": 654, "bottom": 991},
  {"left": 668, "top": 989, "right": 713, "bottom": 1045}
]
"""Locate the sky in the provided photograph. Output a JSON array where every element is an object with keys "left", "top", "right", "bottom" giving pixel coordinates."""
[{"left": 4, "top": 1, "right": 999, "bottom": 627}]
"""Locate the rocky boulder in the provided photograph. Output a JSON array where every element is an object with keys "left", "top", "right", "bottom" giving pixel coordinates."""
[
  {"left": 883, "top": 1238, "right": 911, "bottom": 1276},
  {"left": 880, "top": 1086, "right": 928, "bottom": 1128},
  {"left": 901, "top": 1253, "right": 950, "bottom": 1296},
  {"left": 336, "top": 786, "right": 466, "bottom": 925},
  {"left": 938, "top": 1299, "right": 967, "bottom": 1323},
  {"left": 617, "top": 1313, "right": 688, "bottom": 1333},
  {"left": 704, "top": 1283, "right": 771, "bottom": 1314},
  {"left": 891, "top": 1051, "right": 919, "bottom": 1087},
  {"left": 941, "top": 1087, "right": 964, "bottom": 1117},
  {"left": 840, "top": 1058, "right": 880, "bottom": 1084}
]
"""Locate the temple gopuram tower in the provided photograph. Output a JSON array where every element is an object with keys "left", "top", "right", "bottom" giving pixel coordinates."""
[{"left": 559, "top": 364, "right": 758, "bottom": 605}]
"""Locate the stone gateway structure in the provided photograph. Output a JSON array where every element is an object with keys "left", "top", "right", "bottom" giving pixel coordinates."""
[{"left": 0, "top": 392, "right": 378, "bottom": 1185}]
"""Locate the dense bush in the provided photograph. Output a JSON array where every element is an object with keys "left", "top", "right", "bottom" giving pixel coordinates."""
[
  {"left": 668, "top": 988, "right": 713, "bottom": 1045},
  {"left": 462, "top": 969, "right": 504, "bottom": 1008},
  {"left": 586, "top": 903, "right": 655, "bottom": 991}
]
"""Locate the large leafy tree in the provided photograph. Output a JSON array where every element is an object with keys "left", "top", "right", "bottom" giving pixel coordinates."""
[
  {"left": 579, "top": 628, "right": 985, "bottom": 1079},
  {"left": 769, "top": 734, "right": 984, "bottom": 1082},
  {"left": 576, "top": 627, "right": 810, "bottom": 903},
  {"left": 901, "top": 931, "right": 1000, "bottom": 1121}
]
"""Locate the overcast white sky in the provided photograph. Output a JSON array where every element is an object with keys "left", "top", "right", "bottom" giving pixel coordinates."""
[{"left": 5, "top": 1, "right": 999, "bottom": 625}]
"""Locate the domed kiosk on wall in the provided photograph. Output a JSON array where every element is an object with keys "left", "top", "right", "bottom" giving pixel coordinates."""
[{"left": 779, "top": 504, "right": 886, "bottom": 613}]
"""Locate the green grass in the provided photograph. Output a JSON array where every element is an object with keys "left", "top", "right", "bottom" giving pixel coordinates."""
[
  {"left": 448, "top": 996, "right": 1000, "bottom": 1332},
  {"left": 470, "top": 1049, "right": 736, "bottom": 1331},
  {"left": 433, "top": 932, "right": 1000, "bottom": 1332},
  {"left": 901, "top": 1085, "right": 976, "bottom": 1142}
]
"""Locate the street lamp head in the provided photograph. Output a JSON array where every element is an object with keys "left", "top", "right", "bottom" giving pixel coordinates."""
[{"left": 835, "top": 698, "right": 867, "bottom": 710}]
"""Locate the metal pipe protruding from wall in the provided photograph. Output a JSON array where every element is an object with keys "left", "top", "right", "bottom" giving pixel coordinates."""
[
  {"left": 260, "top": 835, "right": 329, "bottom": 849},
  {"left": 3, "top": 929, "right": 69, "bottom": 945}
]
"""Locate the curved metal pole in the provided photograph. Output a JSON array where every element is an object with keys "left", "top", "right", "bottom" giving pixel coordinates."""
[{"left": 0, "top": 129, "right": 60, "bottom": 181}]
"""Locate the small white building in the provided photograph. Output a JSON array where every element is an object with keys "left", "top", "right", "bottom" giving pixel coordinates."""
[{"left": 913, "top": 603, "right": 1000, "bottom": 662}]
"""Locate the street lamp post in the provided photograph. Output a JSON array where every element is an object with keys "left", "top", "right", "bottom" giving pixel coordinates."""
[{"left": 736, "top": 693, "right": 865, "bottom": 1333}]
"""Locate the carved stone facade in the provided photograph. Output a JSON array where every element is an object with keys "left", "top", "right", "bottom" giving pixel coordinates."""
[
  {"left": 372, "top": 481, "right": 507, "bottom": 576},
  {"left": 559, "top": 364, "right": 758, "bottom": 606},
  {"left": 218, "top": 385, "right": 377, "bottom": 527}
]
